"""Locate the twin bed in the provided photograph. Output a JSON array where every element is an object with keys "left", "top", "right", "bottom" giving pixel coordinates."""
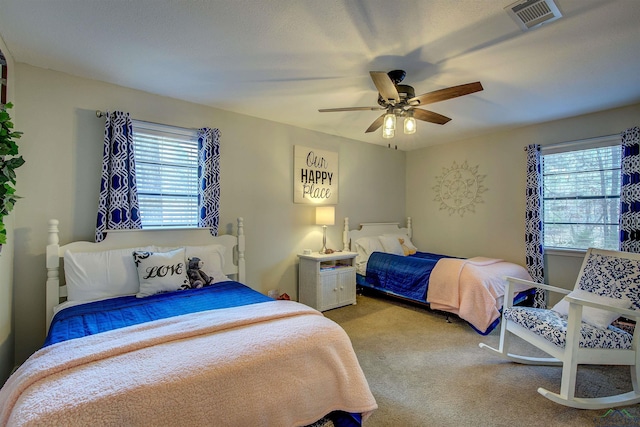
[
  {"left": 342, "top": 218, "right": 535, "bottom": 334},
  {"left": 0, "top": 218, "right": 377, "bottom": 426}
]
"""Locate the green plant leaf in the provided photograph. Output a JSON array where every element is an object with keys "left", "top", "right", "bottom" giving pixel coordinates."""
[
  {"left": 2, "top": 183, "right": 15, "bottom": 195},
  {"left": 1, "top": 166, "right": 16, "bottom": 182},
  {"left": 6, "top": 157, "right": 24, "bottom": 169},
  {"left": 0, "top": 102, "right": 23, "bottom": 251}
]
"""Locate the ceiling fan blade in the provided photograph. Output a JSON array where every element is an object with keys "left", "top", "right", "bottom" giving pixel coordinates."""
[
  {"left": 318, "top": 106, "right": 385, "bottom": 112},
  {"left": 365, "top": 114, "right": 385, "bottom": 133},
  {"left": 413, "top": 108, "right": 452, "bottom": 125},
  {"left": 408, "top": 82, "right": 483, "bottom": 106},
  {"left": 370, "top": 71, "right": 400, "bottom": 104}
]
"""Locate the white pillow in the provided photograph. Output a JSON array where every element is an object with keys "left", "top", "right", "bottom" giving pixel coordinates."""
[
  {"left": 354, "top": 236, "right": 384, "bottom": 256},
  {"left": 133, "top": 248, "right": 190, "bottom": 298},
  {"left": 378, "top": 234, "right": 405, "bottom": 256},
  {"left": 156, "top": 244, "right": 230, "bottom": 284},
  {"left": 552, "top": 288, "right": 632, "bottom": 329},
  {"left": 64, "top": 245, "right": 155, "bottom": 302},
  {"left": 354, "top": 236, "right": 384, "bottom": 272},
  {"left": 382, "top": 233, "right": 417, "bottom": 251},
  {"left": 185, "top": 245, "right": 230, "bottom": 283},
  {"left": 354, "top": 236, "right": 384, "bottom": 264}
]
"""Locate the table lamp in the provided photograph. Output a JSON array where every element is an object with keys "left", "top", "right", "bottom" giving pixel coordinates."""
[{"left": 315, "top": 206, "right": 335, "bottom": 254}]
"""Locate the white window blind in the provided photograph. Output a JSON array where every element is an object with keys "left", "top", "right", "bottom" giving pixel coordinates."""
[
  {"left": 542, "top": 136, "right": 620, "bottom": 250},
  {"left": 132, "top": 120, "right": 199, "bottom": 228}
]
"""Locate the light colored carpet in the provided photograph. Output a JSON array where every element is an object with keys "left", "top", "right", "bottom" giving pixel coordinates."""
[{"left": 324, "top": 294, "right": 640, "bottom": 427}]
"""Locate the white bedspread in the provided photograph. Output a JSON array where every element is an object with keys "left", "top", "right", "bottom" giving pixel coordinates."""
[
  {"left": 426, "top": 257, "right": 533, "bottom": 332},
  {"left": 0, "top": 301, "right": 377, "bottom": 426}
]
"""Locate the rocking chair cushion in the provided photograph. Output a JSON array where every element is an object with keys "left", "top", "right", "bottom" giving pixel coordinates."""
[
  {"left": 551, "top": 289, "right": 632, "bottom": 329},
  {"left": 503, "top": 306, "right": 633, "bottom": 349}
]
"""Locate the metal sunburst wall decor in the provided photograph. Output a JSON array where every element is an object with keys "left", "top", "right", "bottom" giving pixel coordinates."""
[{"left": 433, "top": 160, "right": 487, "bottom": 217}]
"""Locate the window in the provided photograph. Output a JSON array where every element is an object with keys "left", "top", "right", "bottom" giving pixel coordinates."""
[
  {"left": 542, "top": 136, "right": 621, "bottom": 251},
  {"left": 132, "top": 120, "right": 199, "bottom": 228}
]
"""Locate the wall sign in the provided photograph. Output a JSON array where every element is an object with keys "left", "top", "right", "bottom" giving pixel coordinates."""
[{"left": 294, "top": 145, "right": 338, "bottom": 204}]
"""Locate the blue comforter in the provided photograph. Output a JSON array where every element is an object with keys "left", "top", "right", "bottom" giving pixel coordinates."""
[
  {"left": 45, "top": 281, "right": 272, "bottom": 346},
  {"left": 364, "top": 251, "right": 452, "bottom": 301},
  {"left": 360, "top": 251, "right": 535, "bottom": 335}
]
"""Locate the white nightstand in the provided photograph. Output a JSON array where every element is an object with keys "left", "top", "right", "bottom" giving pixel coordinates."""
[{"left": 297, "top": 251, "right": 357, "bottom": 311}]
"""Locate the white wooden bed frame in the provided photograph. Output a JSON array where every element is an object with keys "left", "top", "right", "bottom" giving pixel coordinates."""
[
  {"left": 45, "top": 217, "right": 246, "bottom": 331},
  {"left": 342, "top": 217, "right": 412, "bottom": 251}
]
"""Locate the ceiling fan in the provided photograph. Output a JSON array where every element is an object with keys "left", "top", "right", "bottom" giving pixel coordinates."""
[{"left": 319, "top": 70, "right": 483, "bottom": 139}]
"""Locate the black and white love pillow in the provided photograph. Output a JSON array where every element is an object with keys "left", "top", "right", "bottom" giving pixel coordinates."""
[{"left": 133, "top": 247, "right": 189, "bottom": 298}]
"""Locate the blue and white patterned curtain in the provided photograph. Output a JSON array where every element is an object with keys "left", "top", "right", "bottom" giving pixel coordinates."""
[
  {"left": 95, "top": 111, "right": 141, "bottom": 242},
  {"left": 197, "top": 127, "right": 221, "bottom": 236},
  {"left": 620, "top": 126, "right": 640, "bottom": 253},
  {"left": 525, "top": 144, "right": 546, "bottom": 308}
]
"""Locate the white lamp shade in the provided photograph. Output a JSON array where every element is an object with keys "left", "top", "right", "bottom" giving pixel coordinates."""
[{"left": 315, "top": 206, "right": 335, "bottom": 226}]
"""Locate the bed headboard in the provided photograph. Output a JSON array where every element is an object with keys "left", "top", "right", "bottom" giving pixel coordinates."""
[
  {"left": 342, "top": 217, "right": 412, "bottom": 251},
  {"left": 45, "top": 217, "right": 246, "bottom": 331}
]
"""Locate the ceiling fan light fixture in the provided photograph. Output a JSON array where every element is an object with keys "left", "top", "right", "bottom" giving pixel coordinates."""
[
  {"left": 318, "top": 70, "right": 482, "bottom": 140},
  {"left": 404, "top": 114, "right": 416, "bottom": 135},
  {"left": 382, "top": 112, "right": 396, "bottom": 138}
]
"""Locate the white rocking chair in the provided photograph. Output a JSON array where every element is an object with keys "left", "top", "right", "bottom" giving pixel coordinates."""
[{"left": 479, "top": 248, "right": 640, "bottom": 409}]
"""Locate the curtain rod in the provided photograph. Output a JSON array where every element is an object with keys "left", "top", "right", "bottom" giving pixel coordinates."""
[
  {"left": 95, "top": 110, "right": 203, "bottom": 133},
  {"left": 523, "top": 133, "right": 619, "bottom": 151}
]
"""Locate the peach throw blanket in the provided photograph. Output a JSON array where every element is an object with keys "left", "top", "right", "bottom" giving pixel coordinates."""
[
  {"left": 0, "top": 301, "right": 377, "bottom": 426},
  {"left": 427, "top": 257, "right": 533, "bottom": 332}
]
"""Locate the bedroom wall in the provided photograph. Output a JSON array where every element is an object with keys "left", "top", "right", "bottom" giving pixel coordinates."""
[
  {"left": 407, "top": 102, "right": 640, "bottom": 296},
  {"left": 0, "top": 36, "right": 15, "bottom": 385},
  {"left": 11, "top": 63, "right": 406, "bottom": 363}
]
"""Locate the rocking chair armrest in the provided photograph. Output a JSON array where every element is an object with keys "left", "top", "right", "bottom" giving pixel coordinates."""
[
  {"left": 565, "top": 295, "right": 640, "bottom": 320},
  {"left": 505, "top": 277, "right": 571, "bottom": 296},
  {"left": 502, "top": 277, "right": 571, "bottom": 309}
]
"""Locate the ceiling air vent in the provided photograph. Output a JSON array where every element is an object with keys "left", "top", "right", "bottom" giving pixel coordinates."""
[{"left": 505, "top": 0, "right": 562, "bottom": 31}]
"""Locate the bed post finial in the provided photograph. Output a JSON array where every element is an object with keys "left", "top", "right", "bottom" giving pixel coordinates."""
[
  {"left": 48, "top": 219, "right": 60, "bottom": 246},
  {"left": 236, "top": 217, "right": 246, "bottom": 283},
  {"left": 343, "top": 217, "right": 350, "bottom": 251},
  {"left": 407, "top": 217, "right": 412, "bottom": 239}
]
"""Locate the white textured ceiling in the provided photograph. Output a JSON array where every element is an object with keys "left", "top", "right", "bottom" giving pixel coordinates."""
[{"left": 1, "top": 0, "right": 639, "bottom": 150}]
